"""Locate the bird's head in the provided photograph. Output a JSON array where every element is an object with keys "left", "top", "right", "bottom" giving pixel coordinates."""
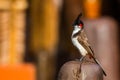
[{"left": 72, "top": 13, "right": 84, "bottom": 30}]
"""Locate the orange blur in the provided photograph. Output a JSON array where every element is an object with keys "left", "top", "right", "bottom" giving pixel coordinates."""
[{"left": 0, "top": 64, "right": 36, "bottom": 80}]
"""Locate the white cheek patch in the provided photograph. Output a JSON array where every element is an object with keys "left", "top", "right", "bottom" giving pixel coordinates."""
[{"left": 72, "top": 26, "right": 81, "bottom": 36}]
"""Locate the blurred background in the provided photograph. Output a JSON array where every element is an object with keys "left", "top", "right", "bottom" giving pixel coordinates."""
[{"left": 0, "top": 0, "right": 120, "bottom": 80}]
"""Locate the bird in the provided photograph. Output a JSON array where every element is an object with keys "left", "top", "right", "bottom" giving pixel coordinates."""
[{"left": 71, "top": 13, "right": 107, "bottom": 76}]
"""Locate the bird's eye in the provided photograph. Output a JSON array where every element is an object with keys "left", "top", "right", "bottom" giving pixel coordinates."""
[{"left": 79, "top": 24, "right": 83, "bottom": 28}]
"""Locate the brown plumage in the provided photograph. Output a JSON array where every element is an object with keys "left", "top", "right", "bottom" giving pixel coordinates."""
[
  {"left": 77, "top": 29, "right": 107, "bottom": 76},
  {"left": 77, "top": 30, "right": 94, "bottom": 55}
]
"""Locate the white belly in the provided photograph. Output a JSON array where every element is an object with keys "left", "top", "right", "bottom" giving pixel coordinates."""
[{"left": 72, "top": 37, "right": 87, "bottom": 56}]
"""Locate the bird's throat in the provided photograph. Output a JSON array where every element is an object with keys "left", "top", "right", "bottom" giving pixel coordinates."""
[{"left": 72, "top": 28, "right": 81, "bottom": 38}]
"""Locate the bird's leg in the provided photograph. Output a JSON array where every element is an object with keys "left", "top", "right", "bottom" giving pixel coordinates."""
[
  {"left": 79, "top": 56, "right": 85, "bottom": 73},
  {"left": 80, "top": 56, "right": 85, "bottom": 62}
]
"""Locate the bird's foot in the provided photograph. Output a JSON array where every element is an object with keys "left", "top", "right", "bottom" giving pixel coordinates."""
[{"left": 80, "top": 56, "right": 85, "bottom": 62}]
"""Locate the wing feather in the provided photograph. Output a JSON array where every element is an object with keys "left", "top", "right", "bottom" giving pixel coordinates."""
[
  {"left": 77, "top": 30, "right": 107, "bottom": 76},
  {"left": 77, "top": 30, "right": 94, "bottom": 55}
]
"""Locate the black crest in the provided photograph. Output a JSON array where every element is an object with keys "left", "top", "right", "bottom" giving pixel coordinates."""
[{"left": 72, "top": 13, "right": 83, "bottom": 26}]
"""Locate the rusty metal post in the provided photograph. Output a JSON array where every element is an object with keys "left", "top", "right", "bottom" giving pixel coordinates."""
[{"left": 0, "top": 0, "right": 28, "bottom": 64}]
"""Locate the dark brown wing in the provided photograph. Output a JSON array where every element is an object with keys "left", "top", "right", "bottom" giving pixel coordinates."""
[
  {"left": 78, "top": 30, "right": 107, "bottom": 76},
  {"left": 77, "top": 30, "right": 94, "bottom": 55}
]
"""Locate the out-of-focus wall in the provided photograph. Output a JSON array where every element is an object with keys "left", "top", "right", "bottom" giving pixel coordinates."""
[{"left": 27, "top": 0, "right": 61, "bottom": 80}]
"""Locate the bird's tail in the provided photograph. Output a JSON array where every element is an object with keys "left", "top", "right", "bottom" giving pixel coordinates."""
[{"left": 91, "top": 56, "right": 107, "bottom": 76}]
